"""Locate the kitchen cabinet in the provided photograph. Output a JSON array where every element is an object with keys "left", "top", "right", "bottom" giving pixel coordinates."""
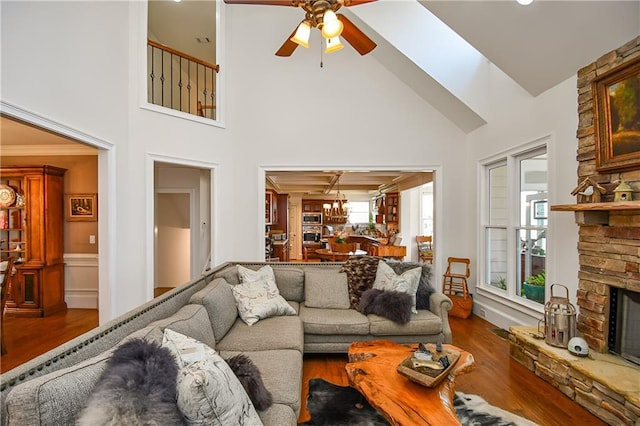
[
  {"left": 265, "top": 190, "right": 278, "bottom": 224},
  {"left": 1, "top": 166, "right": 67, "bottom": 317},
  {"left": 302, "top": 200, "right": 323, "bottom": 213},
  {"left": 272, "top": 239, "right": 289, "bottom": 262},
  {"left": 385, "top": 192, "right": 399, "bottom": 225}
]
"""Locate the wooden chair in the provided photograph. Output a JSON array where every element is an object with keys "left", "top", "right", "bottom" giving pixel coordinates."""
[
  {"left": 416, "top": 236, "right": 433, "bottom": 263},
  {"left": 1, "top": 256, "right": 15, "bottom": 356},
  {"left": 442, "top": 257, "right": 470, "bottom": 295}
]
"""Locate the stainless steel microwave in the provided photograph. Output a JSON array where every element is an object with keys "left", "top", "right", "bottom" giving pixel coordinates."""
[{"left": 302, "top": 213, "right": 322, "bottom": 224}]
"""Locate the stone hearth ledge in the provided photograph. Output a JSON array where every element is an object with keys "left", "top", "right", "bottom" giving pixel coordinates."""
[{"left": 509, "top": 326, "right": 640, "bottom": 425}]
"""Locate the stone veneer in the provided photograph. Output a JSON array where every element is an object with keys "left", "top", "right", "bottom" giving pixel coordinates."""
[
  {"left": 510, "top": 326, "right": 639, "bottom": 425},
  {"left": 574, "top": 36, "right": 640, "bottom": 352},
  {"left": 509, "top": 37, "right": 640, "bottom": 425}
]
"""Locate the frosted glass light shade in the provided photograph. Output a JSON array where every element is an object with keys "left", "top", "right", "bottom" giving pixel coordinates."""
[
  {"left": 325, "top": 36, "right": 344, "bottom": 54},
  {"left": 516, "top": 0, "right": 533, "bottom": 4},
  {"left": 291, "top": 21, "right": 311, "bottom": 48},
  {"left": 321, "top": 10, "right": 343, "bottom": 39}
]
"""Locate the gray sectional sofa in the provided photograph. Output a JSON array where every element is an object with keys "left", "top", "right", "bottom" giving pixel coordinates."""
[{"left": 0, "top": 260, "right": 452, "bottom": 426}]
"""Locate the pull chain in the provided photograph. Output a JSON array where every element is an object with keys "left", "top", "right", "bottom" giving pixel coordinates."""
[{"left": 320, "top": 37, "right": 324, "bottom": 68}]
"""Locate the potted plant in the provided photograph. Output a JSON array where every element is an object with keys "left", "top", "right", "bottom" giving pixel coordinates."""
[{"left": 523, "top": 270, "right": 545, "bottom": 303}]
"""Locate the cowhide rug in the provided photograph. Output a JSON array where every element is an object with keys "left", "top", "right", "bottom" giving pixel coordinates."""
[{"left": 301, "top": 379, "right": 538, "bottom": 426}]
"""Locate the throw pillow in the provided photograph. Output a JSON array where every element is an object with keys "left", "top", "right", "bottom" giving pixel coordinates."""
[
  {"left": 77, "top": 338, "right": 184, "bottom": 426},
  {"left": 359, "top": 288, "right": 412, "bottom": 324},
  {"left": 226, "top": 354, "right": 273, "bottom": 411},
  {"left": 162, "top": 329, "right": 262, "bottom": 426},
  {"left": 384, "top": 260, "right": 435, "bottom": 310},
  {"left": 304, "top": 269, "right": 350, "bottom": 309},
  {"left": 232, "top": 278, "right": 296, "bottom": 326},
  {"left": 373, "top": 261, "right": 421, "bottom": 313},
  {"left": 339, "top": 256, "right": 383, "bottom": 310},
  {"left": 237, "top": 264, "right": 277, "bottom": 290}
]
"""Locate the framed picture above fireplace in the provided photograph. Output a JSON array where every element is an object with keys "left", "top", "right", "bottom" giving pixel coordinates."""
[{"left": 594, "top": 57, "right": 640, "bottom": 172}]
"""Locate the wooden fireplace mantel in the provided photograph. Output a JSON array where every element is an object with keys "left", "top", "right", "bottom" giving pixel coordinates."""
[
  {"left": 551, "top": 201, "right": 640, "bottom": 225},
  {"left": 550, "top": 201, "right": 640, "bottom": 212}
]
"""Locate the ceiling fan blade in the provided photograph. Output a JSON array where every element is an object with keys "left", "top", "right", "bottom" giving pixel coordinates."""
[
  {"left": 343, "top": 0, "right": 377, "bottom": 6},
  {"left": 275, "top": 28, "right": 299, "bottom": 56},
  {"left": 337, "top": 14, "right": 376, "bottom": 55},
  {"left": 223, "top": 0, "right": 295, "bottom": 5}
]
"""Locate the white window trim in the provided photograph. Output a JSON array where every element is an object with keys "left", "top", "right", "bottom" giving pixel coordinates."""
[{"left": 477, "top": 137, "right": 550, "bottom": 316}]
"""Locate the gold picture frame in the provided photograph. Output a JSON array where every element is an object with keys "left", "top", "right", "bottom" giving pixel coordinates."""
[
  {"left": 66, "top": 194, "right": 97, "bottom": 221},
  {"left": 594, "top": 57, "right": 640, "bottom": 172}
]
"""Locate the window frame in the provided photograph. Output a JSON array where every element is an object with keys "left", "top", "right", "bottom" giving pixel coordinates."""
[{"left": 477, "top": 141, "right": 548, "bottom": 313}]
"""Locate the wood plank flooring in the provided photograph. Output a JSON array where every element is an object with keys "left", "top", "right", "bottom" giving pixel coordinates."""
[{"left": 1, "top": 310, "right": 605, "bottom": 425}]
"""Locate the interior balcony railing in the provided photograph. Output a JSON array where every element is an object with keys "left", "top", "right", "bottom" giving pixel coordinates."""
[{"left": 147, "top": 39, "right": 220, "bottom": 120}]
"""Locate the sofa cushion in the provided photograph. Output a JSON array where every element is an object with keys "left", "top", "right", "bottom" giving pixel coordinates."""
[
  {"left": 149, "top": 304, "right": 216, "bottom": 349},
  {"left": 76, "top": 339, "right": 183, "bottom": 426},
  {"left": 216, "top": 315, "right": 304, "bottom": 353},
  {"left": 162, "top": 329, "right": 262, "bottom": 426},
  {"left": 383, "top": 260, "right": 436, "bottom": 310},
  {"left": 304, "top": 269, "right": 350, "bottom": 309},
  {"left": 258, "top": 403, "right": 297, "bottom": 426},
  {"left": 272, "top": 267, "right": 305, "bottom": 302},
  {"left": 368, "top": 309, "right": 443, "bottom": 336},
  {"left": 340, "top": 256, "right": 382, "bottom": 310},
  {"left": 189, "top": 277, "right": 238, "bottom": 343},
  {"left": 299, "top": 304, "right": 370, "bottom": 335},
  {"left": 3, "top": 326, "right": 162, "bottom": 426},
  {"left": 215, "top": 265, "right": 241, "bottom": 285},
  {"left": 373, "top": 261, "right": 421, "bottom": 314},
  {"left": 220, "top": 349, "right": 302, "bottom": 415}
]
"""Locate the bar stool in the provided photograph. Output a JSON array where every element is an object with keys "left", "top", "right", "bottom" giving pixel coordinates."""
[{"left": 442, "top": 257, "right": 470, "bottom": 295}]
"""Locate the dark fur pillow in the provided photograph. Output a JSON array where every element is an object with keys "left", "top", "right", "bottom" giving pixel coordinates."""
[
  {"left": 359, "top": 288, "right": 412, "bottom": 324},
  {"left": 77, "top": 338, "right": 184, "bottom": 426},
  {"left": 226, "top": 354, "right": 273, "bottom": 411},
  {"left": 384, "top": 260, "right": 435, "bottom": 310},
  {"left": 340, "top": 256, "right": 383, "bottom": 310}
]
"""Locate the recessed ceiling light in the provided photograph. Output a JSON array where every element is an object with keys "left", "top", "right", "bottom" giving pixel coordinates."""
[{"left": 517, "top": 0, "right": 533, "bottom": 5}]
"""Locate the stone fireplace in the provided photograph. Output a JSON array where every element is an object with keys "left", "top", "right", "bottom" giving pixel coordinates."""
[
  {"left": 571, "top": 37, "right": 640, "bottom": 355},
  {"left": 509, "top": 37, "right": 640, "bottom": 425}
]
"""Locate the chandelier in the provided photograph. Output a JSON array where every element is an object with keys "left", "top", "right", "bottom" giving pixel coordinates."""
[{"left": 323, "top": 174, "right": 349, "bottom": 221}]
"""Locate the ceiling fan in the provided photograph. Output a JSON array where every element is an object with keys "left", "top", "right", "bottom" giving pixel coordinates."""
[{"left": 223, "top": 0, "right": 377, "bottom": 57}]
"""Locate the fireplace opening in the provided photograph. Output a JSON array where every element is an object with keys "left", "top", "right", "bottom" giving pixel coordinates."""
[{"left": 608, "top": 288, "right": 640, "bottom": 366}]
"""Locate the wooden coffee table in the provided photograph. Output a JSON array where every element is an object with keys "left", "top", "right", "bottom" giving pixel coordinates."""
[{"left": 346, "top": 340, "right": 475, "bottom": 425}]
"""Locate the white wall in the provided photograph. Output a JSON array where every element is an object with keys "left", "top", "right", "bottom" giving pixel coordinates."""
[
  {"left": 1, "top": 1, "right": 579, "bottom": 327},
  {"left": 467, "top": 64, "right": 580, "bottom": 328}
]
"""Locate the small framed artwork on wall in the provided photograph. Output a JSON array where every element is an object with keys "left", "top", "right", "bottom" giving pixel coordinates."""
[
  {"left": 594, "top": 57, "right": 640, "bottom": 172},
  {"left": 66, "top": 194, "right": 97, "bottom": 221}
]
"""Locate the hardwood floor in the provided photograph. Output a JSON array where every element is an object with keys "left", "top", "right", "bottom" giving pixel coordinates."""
[{"left": 1, "top": 310, "right": 605, "bottom": 425}]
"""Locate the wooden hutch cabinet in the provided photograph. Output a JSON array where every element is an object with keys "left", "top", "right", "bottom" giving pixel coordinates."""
[{"left": 0, "top": 166, "right": 67, "bottom": 317}]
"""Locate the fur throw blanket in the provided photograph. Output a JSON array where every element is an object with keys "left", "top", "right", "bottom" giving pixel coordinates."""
[
  {"left": 359, "top": 288, "right": 412, "bottom": 324},
  {"left": 76, "top": 338, "right": 185, "bottom": 425},
  {"left": 226, "top": 353, "right": 273, "bottom": 411}
]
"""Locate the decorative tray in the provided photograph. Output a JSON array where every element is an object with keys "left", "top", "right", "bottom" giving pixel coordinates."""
[{"left": 396, "top": 343, "right": 460, "bottom": 388}]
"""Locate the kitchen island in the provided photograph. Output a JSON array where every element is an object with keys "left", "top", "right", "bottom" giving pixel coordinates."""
[{"left": 347, "top": 234, "right": 406, "bottom": 260}]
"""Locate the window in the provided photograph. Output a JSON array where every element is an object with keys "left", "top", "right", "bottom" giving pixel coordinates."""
[
  {"left": 421, "top": 183, "right": 434, "bottom": 236},
  {"left": 348, "top": 201, "right": 370, "bottom": 224},
  {"left": 481, "top": 145, "right": 547, "bottom": 306}
]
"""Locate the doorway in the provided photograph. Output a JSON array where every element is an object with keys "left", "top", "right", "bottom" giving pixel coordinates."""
[
  {"left": 153, "top": 161, "right": 212, "bottom": 294},
  {"left": 155, "top": 192, "right": 192, "bottom": 291}
]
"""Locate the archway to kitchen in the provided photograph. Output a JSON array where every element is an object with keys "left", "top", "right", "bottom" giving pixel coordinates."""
[{"left": 263, "top": 167, "right": 439, "bottom": 270}]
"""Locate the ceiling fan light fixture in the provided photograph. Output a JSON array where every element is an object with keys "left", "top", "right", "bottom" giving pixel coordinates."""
[
  {"left": 291, "top": 20, "right": 311, "bottom": 48},
  {"left": 325, "top": 35, "right": 344, "bottom": 53},
  {"left": 321, "top": 10, "right": 343, "bottom": 39}
]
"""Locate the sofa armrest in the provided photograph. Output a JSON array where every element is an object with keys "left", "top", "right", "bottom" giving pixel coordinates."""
[{"left": 428, "top": 292, "right": 453, "bottom": 344}]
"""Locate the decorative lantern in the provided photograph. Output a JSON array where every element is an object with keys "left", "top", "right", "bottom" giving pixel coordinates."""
[{"left": 543, "top": 284, "right": 577, "bottom": 347}]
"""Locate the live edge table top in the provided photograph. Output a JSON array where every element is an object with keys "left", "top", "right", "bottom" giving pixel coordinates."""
[{"left": 346, "top": 340, "right": 475, "bottom": 426}]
